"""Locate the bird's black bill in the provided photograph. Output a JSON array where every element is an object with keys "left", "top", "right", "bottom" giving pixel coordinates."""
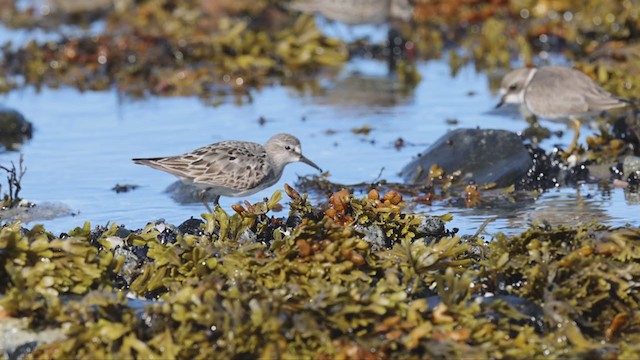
[
  {"left": 300, "top": 155, "right": 322, "bottom": 172},
  {"left": 495, "top": 96, "right": 505, "bottom": 109}
]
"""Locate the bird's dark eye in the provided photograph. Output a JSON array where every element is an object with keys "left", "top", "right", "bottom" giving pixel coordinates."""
[
  {"left": 508, "top": 84, "right": 518, "bottom": 91},
  {"left": 285, "top": 145, "right": 291, "bottom": 150}
]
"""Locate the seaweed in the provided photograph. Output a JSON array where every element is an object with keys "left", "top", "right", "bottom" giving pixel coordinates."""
[{"left": 0, "top": 187, "right": 639, "bottom": 358}]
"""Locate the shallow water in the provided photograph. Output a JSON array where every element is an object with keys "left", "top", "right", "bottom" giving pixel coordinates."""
[{"left": 1, "top": 24, "right": 639, "bottom": 236}]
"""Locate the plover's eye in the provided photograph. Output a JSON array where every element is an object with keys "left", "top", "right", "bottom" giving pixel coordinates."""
[
  {"left": 508, "top": 84, "right": 518, "bottom": 91},
  {"left": 285, "top": 145, "right": 291, "bottom": 150}
]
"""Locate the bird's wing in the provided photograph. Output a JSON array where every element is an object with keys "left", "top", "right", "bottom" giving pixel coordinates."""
[
  {"left": 583, "top": 85, "right": 629, "bottom": 112},
  {"left": 527, "top": 67, "right": 627, "bottom": 117},
  {"left": 524, "top": 68, "right": 589, "bottom": 118},
  {"left": 135, "top": 141, "right": 274, "bottom": 191}
]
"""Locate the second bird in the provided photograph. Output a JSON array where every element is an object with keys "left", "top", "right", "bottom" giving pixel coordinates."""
[
  {"left": 289, "top": 0, "right": 413, "bottom": 25},
  {"left": 496, "top": 65, "right": 630, "bottom": 120},
  {"left": 133, "top": 133, "right": 322, "bottom": 212}
]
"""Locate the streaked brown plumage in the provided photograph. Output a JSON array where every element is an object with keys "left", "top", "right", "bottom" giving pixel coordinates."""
[{"left": 133, "top": 133, "right": 321, "bottom": 211}]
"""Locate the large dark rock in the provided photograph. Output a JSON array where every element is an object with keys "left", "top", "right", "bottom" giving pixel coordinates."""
[
  {"left": 400, "top": 128, "right": 532, "bottom": 187},
  {"left": 0, "top": 106, "right": 32, "bottom": 151}
]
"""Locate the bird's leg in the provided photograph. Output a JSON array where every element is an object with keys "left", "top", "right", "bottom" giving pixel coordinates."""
[
  {"left": 199, "top": 189, "right": 213, "bottom": 213},
  {"left": 386, "top": 27, "right": 403, "bottom": 74},
  {"left": 564, "top": 118, "right": 582, "bottom": 159},
  {"left": 212, "top": 195, "right": 221, "bottom": 208}
]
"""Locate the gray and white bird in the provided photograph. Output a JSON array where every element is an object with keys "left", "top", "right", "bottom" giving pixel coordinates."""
[
  {"left": 496, "top": 65, "right": 629, "bottom": 120},
  {"left": 496, "top": 65, "right": 631, "bottom": 158},
  {"left": 133, "top": 133, "right": 322, "bottom": 212},
  {"left": 288, "top": 0, "right": 413, "bottom": 25}
]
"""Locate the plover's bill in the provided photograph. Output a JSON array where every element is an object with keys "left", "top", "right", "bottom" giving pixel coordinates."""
[
  {"left": 289, "top": 0, "right": 413, "bottom": 25},
  {"left": 133, "top": 133, "right": 322, "bottom": 212},
  {"left": 496, "top": 65, "right": 630, "bottom": 120}
]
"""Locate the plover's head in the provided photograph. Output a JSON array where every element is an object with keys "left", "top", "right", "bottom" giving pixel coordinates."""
[
  {"left": 496, "top": 67, "right": 536, "bottom": 108},
  {"left": 265, "top": 133, "right": 322, "bottom": 171}
]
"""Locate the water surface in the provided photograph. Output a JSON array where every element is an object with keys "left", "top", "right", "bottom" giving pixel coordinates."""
[{"left": 1, "top": 25, "right": 638, "bottom": 235}]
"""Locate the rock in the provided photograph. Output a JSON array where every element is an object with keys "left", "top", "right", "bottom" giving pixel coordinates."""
[
  {"left": 113, "top": 246, "right": 141, "bottom": 285},
  {"left": 112, "top": 184, "right": 139, "bottom": 193},
  {"left": 0, "top": 318, "right": 65, "bottom": 359},
  {"left": 104, "top": 235, "right": 125, "bottom": 249},
  {"left": 152, "top": 220, "right": 178, "bottom": 245},
  {"left": 400, "top": 129, "right": 532, "bottom": 188},
  {"left": 354, "top": 223, "right": 388, "bottom": 249},
  {"left": 238, "top": 228, "right": 257, "bottom": 245},
  {"left": 623, "top": 156, "right": 640, "bottom": 179},
  {"left": 0, "top": 202, "right": 74, "bottom": 223},
  {"left": 178, "top": 217, "right": 205, "bottom": 236},
  {"left": 415, "top": 215, "right": 445, "bottom": 238},
  {"left": 0, "top": 106, "right": 32, "bottom": 151}
]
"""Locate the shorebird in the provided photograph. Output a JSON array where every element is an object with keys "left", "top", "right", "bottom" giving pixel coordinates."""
[
  {"left": 133, "top": 133, "right": 322, "bottom": 212},
  {"left": 288, "top": 0, "right": 413, "bottom": 25},
  {"left": 496, "top": 65, "right": 630, "bottom": 156},
  {"left": 289, "top": 0, "right": 415, "bottom": 72}
]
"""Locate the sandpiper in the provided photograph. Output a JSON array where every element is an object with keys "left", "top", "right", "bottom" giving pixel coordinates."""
[
  {"left": 133, "top": 133, "right": 322, "bottom": 212},
  {"left": 288, "top": 0, "right": 413, "bottom": 25},
  {"left": 496, "top": 65, "right": 630, "bottom": 156}
]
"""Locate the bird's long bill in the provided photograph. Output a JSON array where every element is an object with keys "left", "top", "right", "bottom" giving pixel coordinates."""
[
  {"left": 300, "top": 155, "right": 322, "bottom": 172},
  {"left": 495, "top": 96, "right": 506, "bottom": 108}
]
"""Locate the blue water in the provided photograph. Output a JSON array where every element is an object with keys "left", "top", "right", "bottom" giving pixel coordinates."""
[{"left": 1, "top": 24, "right": 638, "bottom": 235}]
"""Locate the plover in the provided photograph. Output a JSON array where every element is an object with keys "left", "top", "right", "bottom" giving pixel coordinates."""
[
  {"left": 496, "top": 65, "right": 630, "bottom": 156},
  {"left": 133, "top": 133, "right": 322, "bottom": 212},
  {"left": 496, "top": 65, "right": 629, "bottom": 119},
  {"left": 288, "top": 0, "right": 413, "bottom": 25}
]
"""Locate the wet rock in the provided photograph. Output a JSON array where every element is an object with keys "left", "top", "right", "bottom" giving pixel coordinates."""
[
  {"left": 115, "top": 226, "right": 132, "bottom": 238},
  {"left": 152, "top": 220, "right": 178, "bottom": 245},
  {"left": 178, "top": 217, "right": 205, "bottom": 236},
  {"left": 6, "top": 341, "right": 38, "bottom": 360},
  {"left": 104, "top": 235, "right": 124, "bottom": 249},
  {"left": 623, "top": 156, "right": 640, "bottom": 179},
  {"left": 0, "top": 106, "right": 32, "bottom": 151},
  {"left": 415, "top": 215, "right": 445, "bottom": 239},
  {"left": 0, "top": 202, "right": 74, "bottom": 223},
  {"left": 0, "top": 318, "right": 65, "bottom": 359},
  {"left": 112, "top": 184, "right": 139, "bottom": 193},
  {"left": 401, "top": 129, "right": 532, "bottom": 188},
  {"left": 354, "top": 223, "right": 388, "bottom": 249},
  {"left": 474, "top": 295, "right": 545, "bottom": 334},
  {"left": 113, "top": 246, "right": 140, "bottom": 286},
  {"left": 238, "top": 228, "right": 258, "bottom": 245}
]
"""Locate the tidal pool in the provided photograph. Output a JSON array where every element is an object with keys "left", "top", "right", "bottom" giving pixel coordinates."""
[{"left": 0, "top": 25, "right": 638, "bottom": 235}]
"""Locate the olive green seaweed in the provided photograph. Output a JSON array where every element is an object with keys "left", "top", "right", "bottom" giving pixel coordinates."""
[{"left": 1, "top": 189, "right": 640, "bottom": 358}]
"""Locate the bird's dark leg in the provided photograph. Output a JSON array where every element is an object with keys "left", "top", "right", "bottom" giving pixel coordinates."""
[
  {"left": 212, "top": 195, "right": 221, "bottom": 207},
  {"left": 199, "top": 189, "right": 213, "bottom": 213},
  {"left": 386, "top": 27, "right": 403, "bottom": 74}
]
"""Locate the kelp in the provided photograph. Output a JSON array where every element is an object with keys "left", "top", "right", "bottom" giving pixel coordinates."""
[
  {"left": 0, "top": 0, "right": 348, "bottom": 101},
  {"left": 2, "top": 0, "right": 640, "bottom": 106},
  {"left": 1, "top": 187, "right": 640, "bottom": 358}
]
